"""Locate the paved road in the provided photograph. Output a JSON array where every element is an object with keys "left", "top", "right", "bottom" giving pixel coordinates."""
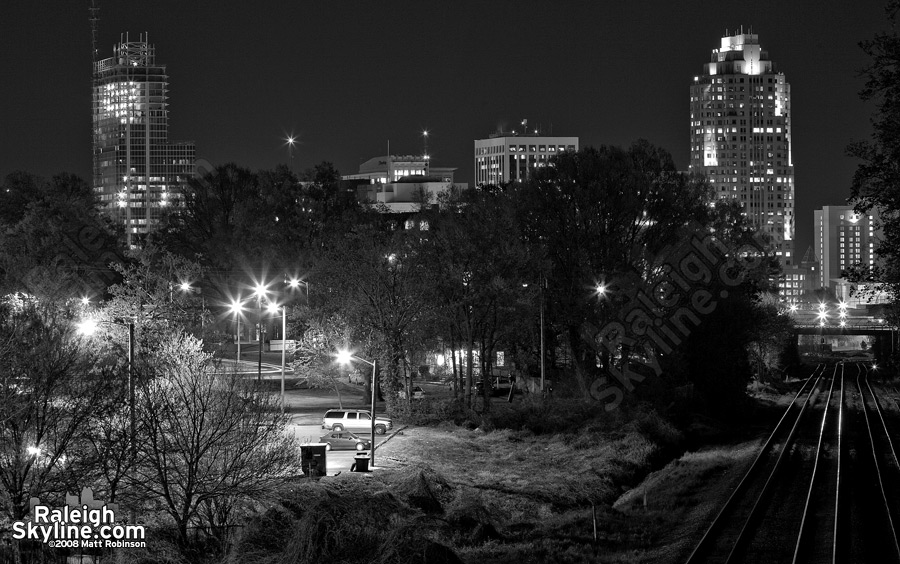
[
  {"left": 286, "top": 423, "right": 388, "bottom": 475},
  {"left": 214, "top": 352, "right": 397, "bottom": 474}
]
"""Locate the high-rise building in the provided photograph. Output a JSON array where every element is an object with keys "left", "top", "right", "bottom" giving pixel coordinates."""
[
  {"left": 814, "top": 206, "right": 881, "bottom": 292},
  {"left": 92, "top": 33, "right": 195, "bottom": 246},
  {"left": 689, "top": 31, "right": 794, "bottom": 265},
  {"left": 474, "top": 130, "right": 578, "bottom": 186}
]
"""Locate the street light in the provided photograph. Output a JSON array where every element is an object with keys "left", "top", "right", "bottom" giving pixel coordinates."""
[
  {"left": 268, "top": 302, "right": 288, "bottom": 414},
  {"left": 253, "top": 282, "right": 270, "bottom": 381},
  {"left": 230, "top": 300, "right": 245, "bottom": 365},
  {"left": 286, "top": 134, "right": 297, "bottom": 173},
  {"left": 78, "top": 317, "right": 136, "bottom": 460},
  {"left": 336, "top": 350, "right": 378, "bottom": 467}
]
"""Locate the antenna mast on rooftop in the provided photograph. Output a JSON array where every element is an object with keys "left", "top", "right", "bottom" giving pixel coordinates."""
[{"left": 89, "top": 0, "right": 100, "bottom": 63}]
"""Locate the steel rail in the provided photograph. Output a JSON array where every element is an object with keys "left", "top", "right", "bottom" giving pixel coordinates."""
[
  {"left": 791, "top": 364, "right": 840, "bottom": 564},
  {"left": 723, "top": 370, "right": 825, "bottom": 564},
  {"left": 856, "top": 368, "right": 900, "bottom": 562},
  {"left": 684, "top": 365, "right": 823, "bottom": 564}
]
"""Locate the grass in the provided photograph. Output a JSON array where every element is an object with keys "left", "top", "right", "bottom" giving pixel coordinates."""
[{"left": 217, "top": 392, "right": 781, "bottom": 564}]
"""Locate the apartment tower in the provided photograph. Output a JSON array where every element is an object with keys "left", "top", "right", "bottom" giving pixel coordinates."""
[
  {"left": 689, "top": 31, "right": 794, "bottom": 264},
  {"left": 92, "top": 33, "right": 195, "bottom": 246}
]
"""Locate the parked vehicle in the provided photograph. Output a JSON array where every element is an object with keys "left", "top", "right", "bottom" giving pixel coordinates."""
[
  {"left": 318, "top": 431, "right": 371, "bottom": 451},
  {"left": 474, "top": 380, "right": 497, "bottom": 396},
  {"left": 321, "top": 409, "right": 393, "bottom": 435},
  {"left": 399, "top": 385, "right": 426, "bottom": 400}
]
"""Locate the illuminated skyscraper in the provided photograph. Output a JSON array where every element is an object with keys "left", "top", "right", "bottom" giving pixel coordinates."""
[
  {"left": 689, "top": 31, "right": 794, "bottom": 265},
  {"left": 92, "top": 33, "right": 195, "bottom": 246},
  {"left": 814, "top": 206, "right": 881, "bottom": 292}
]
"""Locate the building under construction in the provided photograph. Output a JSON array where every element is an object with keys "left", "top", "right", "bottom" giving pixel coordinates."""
[{"left": 91, "top": 30, "right": 195, "bottom": 246}]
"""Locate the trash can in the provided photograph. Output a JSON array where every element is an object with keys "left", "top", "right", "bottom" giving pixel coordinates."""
[
  {"left": 300, "top": 444, "right": 327, "bottom": 477},
  {"left": 352, "top": 454, "right": 370, "bottom": 472}
]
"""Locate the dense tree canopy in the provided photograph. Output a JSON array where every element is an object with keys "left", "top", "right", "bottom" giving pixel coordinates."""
[
  {"left": 0, "top": 171, "right": 122, "bottom": 300},
  {"left": 848, "top": 1, "right": 900, "bottom": 323}
]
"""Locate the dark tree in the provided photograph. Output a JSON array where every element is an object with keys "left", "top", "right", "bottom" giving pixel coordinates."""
[
  {"left": 0, "top": 171, "right": 122, "bottom": 300},
  {"left": 848, "top": 1, "right": 900, "bottom": 318}
]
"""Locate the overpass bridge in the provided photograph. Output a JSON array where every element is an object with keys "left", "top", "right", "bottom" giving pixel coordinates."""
[{"left": 793, "top": 323, "right": 896, "bottom": 336}]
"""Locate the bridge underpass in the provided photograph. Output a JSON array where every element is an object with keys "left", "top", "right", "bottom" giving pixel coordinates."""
[{"left": 791, "top": 323, "right": 897, "bottom": 359}]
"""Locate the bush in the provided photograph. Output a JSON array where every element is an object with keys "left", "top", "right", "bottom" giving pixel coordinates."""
[
  {"left": 488, "top": 398, "right": 614, "bottom": 435},
  {"left": 230, "top": 477, "right": 461, "bottom": 564},
  {"left": 390, "top": 397, "right": 466, "bottom": 425}
]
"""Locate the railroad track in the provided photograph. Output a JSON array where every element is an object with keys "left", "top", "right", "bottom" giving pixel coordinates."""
[
  {"left": 684, "top": 362, "right": 900, "bottom": 564},
  {"left": 842, "top": 364, "right": 900, "bottom": 563},
  {"left": 685, "top": 364, "right": 832, "bottom": 564},
  {"left": 791, "top": 363, "right": 842, "bottom": 564}
]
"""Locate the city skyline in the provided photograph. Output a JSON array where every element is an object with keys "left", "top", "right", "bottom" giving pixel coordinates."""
[{"left": 0, "top": 0, "right": 889, "bottom": 255}]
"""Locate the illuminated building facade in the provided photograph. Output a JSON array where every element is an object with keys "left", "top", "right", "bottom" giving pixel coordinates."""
[
  {"left": 342, "top": 155, "right": 463, "bottom": 213},
  {"left": 92, "top": 34, "right": 195, "bottom": 245},
  {"left": 814, "top": 206, "right": 881, "bottom": 292},
  {"left": 343, "top": 155, "right": 457, "bottom": 185},
  {"left": 689, "top": 31, "right": 794, "bottom": 265},
  {"left": 474, "top": 132, "right": 578, "bottom": 186}
]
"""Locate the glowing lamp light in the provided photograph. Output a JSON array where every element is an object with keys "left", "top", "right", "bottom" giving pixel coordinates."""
[
  {"left": 872, "top": 364, "right": 878, "bottom": 370},
  {"left": 267, "top": 303, "right": 280, "bottom": 315},
  {"left": 596, "top": 284, "right": 607, "bottom": 296},
  {"left": 839, "top": 320, "right": 846, "bottom": 327},
  {"left": 336, "top": 349, "right": 353, "bottom": 365},
  {"left": 179, "top": 282, "right": 192, "bottom": 292},
  {"left": 27, "top": 446, "right": 41, "bottom": 457},
  {"left": 77, "top": 319, "right": 98, "bottom": 335},
  {"left": 81, "top": 297, "right": 90, "bottom": 306},
  {"left": 288, "top": 278, "right": 300, "bottom": 288},
  {"left": 254, "top": 283, "right": 268, "bottom": 298},
  {"left": 230, "top": 301, "right": 243, "bottom": 314},
  {"left": 789, "top": 304, "right": 798, "bottom": 313}
]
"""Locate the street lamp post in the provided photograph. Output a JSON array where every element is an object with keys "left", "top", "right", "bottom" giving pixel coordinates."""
[
  {"left": 78, "top": 318, "right": 135, "bottom": 458},
  {"left": 253, "top": 283, "right": 269, "bottom": 381},
  {"left": 268, "top": 303, "right": 288, "bottom": 414},
  {"left": 231, "top": 300, "right": 244, "bottom": 366},
  {"left": 539, "top": 274, "right": 545, "bottom": 394},
  {"left": 337, "top": 351, "right": 377, "bottom": 467}
]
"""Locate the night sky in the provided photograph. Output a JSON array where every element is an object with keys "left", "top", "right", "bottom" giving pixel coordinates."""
[{"left": 0, "top": 0, "right": 889, "bottom": 256}]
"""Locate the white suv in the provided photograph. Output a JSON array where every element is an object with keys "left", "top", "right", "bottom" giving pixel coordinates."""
[{"left": 321, "top": 409, "right": 393, "bottom": 435}]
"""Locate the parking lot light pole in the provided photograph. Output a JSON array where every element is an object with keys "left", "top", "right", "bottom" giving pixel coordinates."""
[
  {"left": 337, "top": 350, "right": 377, "bottom": 467},
  {"left": 268, "top": 303, "right": 288, "bottom": 414}
]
